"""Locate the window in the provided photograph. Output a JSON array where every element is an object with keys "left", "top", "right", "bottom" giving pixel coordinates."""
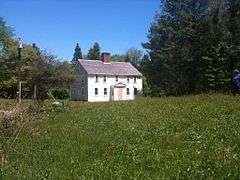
[
  {"left": 127, "top": 76, "right": 130, "bottom": 83},
  {"left": 81, "top": 79, "right": 85, "bottom": 83},
  {"left": 134, "top": 88, "right": 138, "bottom": 95},
  {"left": 95, "top": 75, "right": 98, "bottom": 82},
  {"left": 81, "top": 87, "right": 85, "bottom": 95},
  {"left": 127, "top": 88, "right": 130, "bottom": 95},
  {"left": 95, "top": 88, "right": 98, "bottom": 95},
  {"left": 103, "top": 76, "right": 106, "bottom": 83},
  {"left": 116, "top": 76, "right": 118, "bottom": 82},
  {"left": 134, "top": 77, "right": 137, "bottom": 83},
  {"left": 104, "top": 88, "right": 107, "bottom": 95}
]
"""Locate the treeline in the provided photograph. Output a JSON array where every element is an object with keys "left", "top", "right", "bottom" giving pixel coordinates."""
[
  {"left": 142, "top": 0, "right": 240, "bottom": 96},
  {"left": 0, "top": 15, "right": 145, "bottom": 100},
  {"left": 71, "top": 42, "right": 101, "bottom": 65},
  {"left": 0, "top": 17, "right": 74, "bottom": 99},
  {"left": 72, "top": 42, "right": 144, "bottom": 69},
  {"left": 2, "top": 0, "right": 239, "bottom": 99}
]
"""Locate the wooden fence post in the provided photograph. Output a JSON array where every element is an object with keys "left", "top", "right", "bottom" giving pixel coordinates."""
[
  {"left": 18, "top": 81, "right": 22, "bottom": 104},
  {"left": 33, "top": 85, "right": 37, "bottom": 100}
]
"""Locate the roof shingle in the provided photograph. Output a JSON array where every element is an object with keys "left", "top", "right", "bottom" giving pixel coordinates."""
[{"left": 78, "top": 59, "right": 142, "bottom": 76}]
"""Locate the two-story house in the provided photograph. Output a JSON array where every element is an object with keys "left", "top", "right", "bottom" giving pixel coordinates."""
[{"left": 70, "top": 52, "right": 143, "bottom": 102}]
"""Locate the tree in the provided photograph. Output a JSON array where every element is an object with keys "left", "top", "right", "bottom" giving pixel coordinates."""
[
  {"left": 142, "top": 0, "right": 237, "bottom": 96},
  {"left": 0, "top": 16, "right": 75, "bottom": 99},
  {"left": 111, "top": 54, "right": 125, "bottom": 62},
  {"left": 125, "top": 48, "right": 143, "bottom": 70},
  {"left": 202, "top": 43, "right": 229, "bottom": 92},
  {"left": 227, "top": 0, "right": 240, "bottom": 86},
  {"left": 200, "top": 0, "right": 231, "bottom": 92},
  {"left": 28, "top": 47, "right": 75, "bottom": 100},
  {"left": 0, "top": 17, "right": 22, "bottom": 98},
  {"left": 140, "top": 54, "right": 152, "bottom": 96},
  {"left": 87, "top": 42, "right": 100, "bottom": 60},
  {"left": 71, "top": 43, "right": 82, "bottom": 65},
  {"left": 143, "top": 0, "right": 203, "bottom": 95},
  {"left": 0, "top": 17, "right": 15, "bottom": 97},
  {"left": 140, "top": 54, "right": 151, "bottom": 75},
  {"left": 0, "top": 17, "right": 14, "bottom": 52}
]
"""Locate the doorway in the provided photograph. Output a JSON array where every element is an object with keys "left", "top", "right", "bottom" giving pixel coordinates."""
[{"left": 117, "top": 88, "right": 123, "bottom": 100}]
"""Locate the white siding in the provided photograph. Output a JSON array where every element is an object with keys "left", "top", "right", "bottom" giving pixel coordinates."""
[{"left": 87, "top": 75, "right": 142, "bottom": 102}]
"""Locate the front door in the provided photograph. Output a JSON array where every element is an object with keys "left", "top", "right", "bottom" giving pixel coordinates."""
[{"left": 117, "top": 88, "right": 123, "bottom": 100}]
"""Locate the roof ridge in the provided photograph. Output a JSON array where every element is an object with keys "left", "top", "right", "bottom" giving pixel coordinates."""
[
  {"left": 78, "top": 59, "right": 131, "bottom": 64},
  {"left": 78, "top": 59, "right": 100, "bottom": 62}
]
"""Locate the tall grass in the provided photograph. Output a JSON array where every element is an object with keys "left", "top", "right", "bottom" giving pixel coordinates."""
[{"left": 1, "top": 94, "right": 240, "bottom": 179}]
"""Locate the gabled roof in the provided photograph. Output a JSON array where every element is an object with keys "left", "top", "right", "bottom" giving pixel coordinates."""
[{"left": 78, "top": 59, "right": 142, "bottom": 76}]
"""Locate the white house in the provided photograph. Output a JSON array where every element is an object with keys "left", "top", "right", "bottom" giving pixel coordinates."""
[{"left": 70, "top": 52, "right": 143, "bottom": 102}]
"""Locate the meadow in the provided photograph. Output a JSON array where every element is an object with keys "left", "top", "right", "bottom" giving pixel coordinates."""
[{"left": 1, "top": 94, "right": 240, "bottom": 179}]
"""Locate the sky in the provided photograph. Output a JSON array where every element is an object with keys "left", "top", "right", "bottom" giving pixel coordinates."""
[{"left": 0, "top": 0, "right": 160, "bottom": 60}]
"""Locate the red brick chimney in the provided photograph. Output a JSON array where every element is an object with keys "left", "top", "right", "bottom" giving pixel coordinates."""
[{"left": 101, "top": 52, "right": 111, "bottom": 63}]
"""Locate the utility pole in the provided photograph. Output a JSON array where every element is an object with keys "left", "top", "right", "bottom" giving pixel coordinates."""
[{"left": 18, "top": 38, "right": 23, "bottom": 104}]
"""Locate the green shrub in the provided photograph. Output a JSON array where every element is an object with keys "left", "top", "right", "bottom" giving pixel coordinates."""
[{"left": 51, "top": 88, "right": 69, "bottom": 99}]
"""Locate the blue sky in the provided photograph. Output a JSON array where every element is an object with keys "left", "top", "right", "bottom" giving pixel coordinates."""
[{"left": 1, "top": 0, "right": 159, "bottom": 60}]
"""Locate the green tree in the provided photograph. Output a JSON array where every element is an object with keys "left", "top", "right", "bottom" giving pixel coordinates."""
[
  {"left": 200, "top": 0, "right": 231, "bottom": 92},
  {"left": 28, "top": 46, "right": 75, "bottom": 100},
  {"left": 142, "top": 0, "right": 237, "bottom": 96},
  {"left": 143, "top": 0, "right": 207, "bottom": 95},
  {"left": 0, "top": 17, "right": 14, "bottom": 52},
  {"left": 227, "top": 0, "right": 240, "bottom": 83},
  {"left": 0, "top": 17, "right": 75, "bottom": 99},
  {"left": 111, "top": 54, "right": 125, "bottom": 62},
  {"left": 0, "top": 17, "right": 20, "bottom": 98},
  {"left": 71, "top": 43, "right": 82, "bottom": 65},
  {"left": 202, "top": 43, "right": 229, "bottom": 92},
  {"left": 87, "top": 42, "right": 100, "bottom": 60},
  {"left": 125, "top": 48, "right": 143, "bottom": 70}
]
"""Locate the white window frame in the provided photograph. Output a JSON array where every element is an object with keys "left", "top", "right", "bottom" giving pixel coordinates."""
[
  {"left": 127, "top": 88, "right": 130, "bottom": 95},
  {"left": 104, "top": 88, "right": 107, "bottom": 96}
]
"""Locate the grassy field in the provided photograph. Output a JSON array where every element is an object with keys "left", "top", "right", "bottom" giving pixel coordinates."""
[{"left": 1, "top": 94, "right": 240, "bottom": 179}]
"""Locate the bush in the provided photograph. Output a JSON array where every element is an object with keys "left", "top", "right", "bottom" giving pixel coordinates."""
[{"left": 51, "top": 89, "right": 69, "bottom": 99}]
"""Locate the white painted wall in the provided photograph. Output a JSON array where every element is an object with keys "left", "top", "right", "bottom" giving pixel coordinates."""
[
  {"left": 71, "top": 65, "right": 143, "bottom": 102},
  {"left": 87, "top": 75, "right": 142, "bottom": 102}
]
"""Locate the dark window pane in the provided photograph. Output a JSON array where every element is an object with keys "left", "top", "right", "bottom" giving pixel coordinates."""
[
  {"left": 82, "top": 88, "right": 85, "bottom": 95},
  {"left": 134, "top": 88, "right": 137, "bottom": 95},
  {"left": 95, "top": 88, "right": 98, "bottom": 95},
  {"left": 96, "top": 75, "right": 98, "bottom": 82},
  {"left": 104, "top": 88, "right": 107, "bottom": 95},
  {"left": 103, "top": 76, "right": 106, "bottom": 82}
]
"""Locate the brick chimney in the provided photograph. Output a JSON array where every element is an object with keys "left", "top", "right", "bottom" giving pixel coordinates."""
[{"left": 101, "top": 52, "right": 111, "bottom": 63}]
